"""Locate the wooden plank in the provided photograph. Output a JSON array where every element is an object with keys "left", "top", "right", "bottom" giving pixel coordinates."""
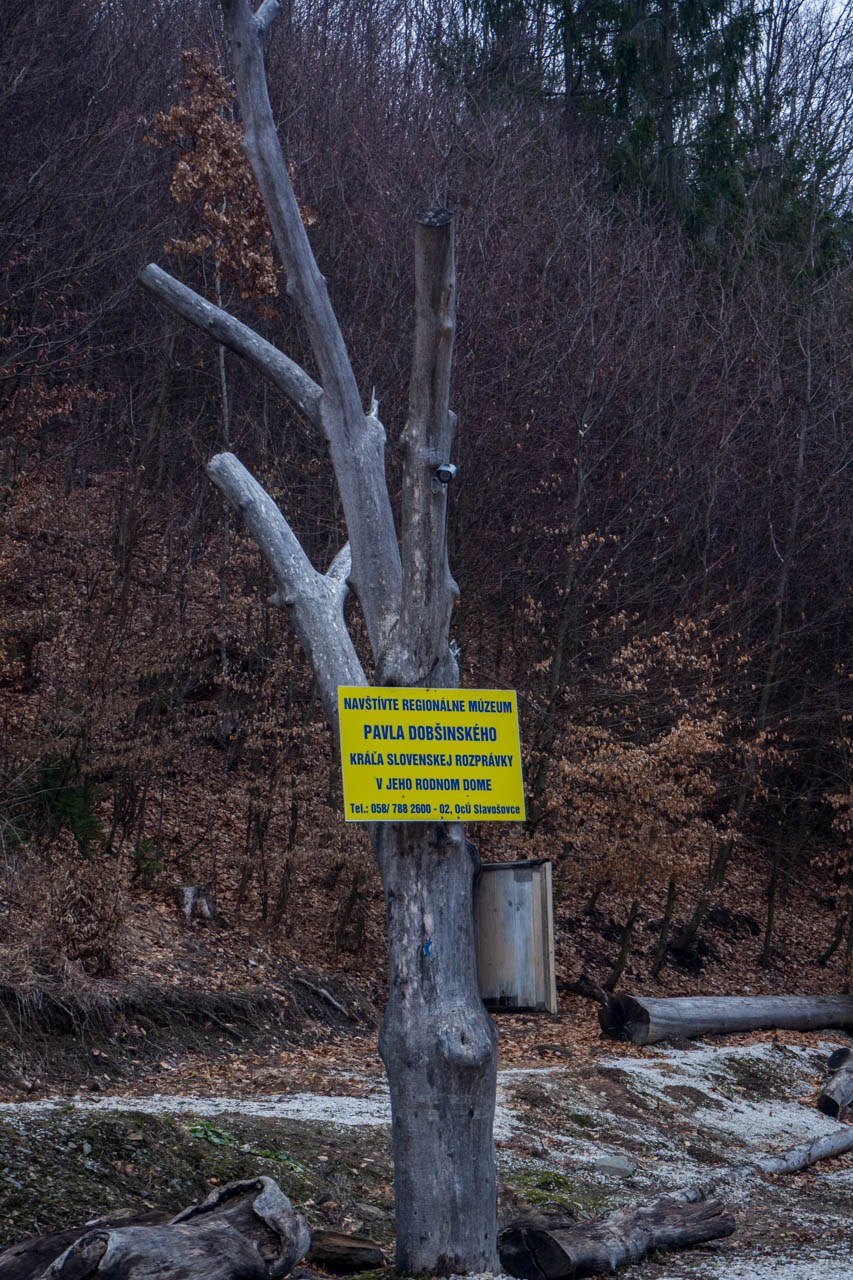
[
  {"left": 542, "top": 861, "right": 558, "bottom": 1014},
  {"left": 475, "top": 862, "right": 556, "bottom": 1012}
]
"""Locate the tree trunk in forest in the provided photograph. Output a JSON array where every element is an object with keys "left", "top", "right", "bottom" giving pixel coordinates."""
[
  {"left": 760, "top": 823, "right": 784, "bottom": 968},
  {"left": 651, "top": 876, "right": 677, "bottom": 978},
  {"left": 671, "top": 831, "right": 737, "bottom": 959},
  {"left": 818, "top": 908, "right": 847, "bottom": 966},
  {"left": 139, "top": 4, "right": 499, "bottom": 1271},
  {"left": 499, "top": 1195, "right": 734, "bottom": 1279},
  {"left": 603, "top": 898, "right": 639, "bottom": 993},
  {"left": 600, "top": 993, "right": 853, "bottom": 1045}
]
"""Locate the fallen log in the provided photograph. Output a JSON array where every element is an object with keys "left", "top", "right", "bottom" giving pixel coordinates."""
[
  {"left": 171, "top": 1176, "right": 311, "bottom": 1274},
  {"left": 818, "top": 1046, "right": 853, "bottom": 1118},
  {"left": 599, "top": 994, "right": 853, "bottom": 1045},
  {"left": 499, "top": 1195, "right": 734, "bottom": 1279},
  {"left": 307, "top": 1229, "right": 386, "bottom": 1272},
  {"left": 39, "top": 1220, "right": 268, "bottom": 1280},
  {"left": 497, "top": 1111, "right": 853, "bottom": 1280},
  {"left": 0, "top": 1177, "right": 310, "bottom": 1280},
  {"left": 0, "top": 1212, "right": 169, "bottom": 1280},
  {"left": 753, "top": 1125, "right": 853, "bottom": 1174}
]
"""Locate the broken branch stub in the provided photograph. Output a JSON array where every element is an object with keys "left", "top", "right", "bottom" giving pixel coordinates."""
[{"left": 379, "top": 207, "right": 458, "bottom": 689}]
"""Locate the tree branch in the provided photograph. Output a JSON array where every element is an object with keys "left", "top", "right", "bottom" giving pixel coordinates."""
[
  {"left": 220, "top": 0, "right": 401, "bottom": 658},
  {"left": 255, "top": 0, "right": 279, "bottom": 35},
  {"left": 206, "top": 452, "right": 365, "bottom": 726},
  {"left": 378, "top": 208, "right": 458, "bottom": 687},
  {"left": 138, "top": 263, "right": 323, "bottom": 429}
]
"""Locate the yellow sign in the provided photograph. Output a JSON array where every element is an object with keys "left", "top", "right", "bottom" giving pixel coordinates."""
[{"left": 338, "top": 687, "right": 525, "bottom": 823}]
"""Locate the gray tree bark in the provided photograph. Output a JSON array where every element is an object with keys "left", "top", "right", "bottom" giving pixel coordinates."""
[
  {"left": 139, "top": 2, "right": 498, "bottom": 1272},
  {"left": 376, "top": 823, "right": 498, "bottom": 1273},
  {"left": 499, "top": 1195, "right": 734, "bottom": 1279},
  {"left": 2, "top": 1179, "right": 310, "bottom": 1280},
  {"left": 599, "top": 993, "right": 853, "bottom": 1045}
]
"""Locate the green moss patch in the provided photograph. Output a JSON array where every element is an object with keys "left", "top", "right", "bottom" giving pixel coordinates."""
[{"left": 508, "top": 1166, "right": 614, "bottom": 1217}]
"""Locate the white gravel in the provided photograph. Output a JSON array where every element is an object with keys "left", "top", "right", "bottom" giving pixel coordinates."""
[
  {"left": 0, "top": 1080, "right": 521, "bottom": 1140},
  {"left": 636, "top": 1255, "right": 853, "bottom": 1279},
  {"left": 596, "top": 1041, "right": 837, "bottom": 1152}
]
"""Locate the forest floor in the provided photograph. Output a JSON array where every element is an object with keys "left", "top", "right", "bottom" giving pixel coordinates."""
[
  {"left": 2, "top": 872, "right": 853, "bottom": 1277},
  {"left": 1, "top": 1016, "right": 852, "bottom": 1279}
]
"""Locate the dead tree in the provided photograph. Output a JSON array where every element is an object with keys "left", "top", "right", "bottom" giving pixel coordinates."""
[{"left": 139, "top": 1, "right": 498, "bottom": 1272}]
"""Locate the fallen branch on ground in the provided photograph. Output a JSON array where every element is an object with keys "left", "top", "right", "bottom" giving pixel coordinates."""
[
  {"left": 676, "top": 1124, "right": 853, "bottom": 1203},
  {"left": 292, "top": 976, "right": 351, "bottom": 1019},
  {"left": 307, "top": 1229, "right": 385, "bottom": 1272}
]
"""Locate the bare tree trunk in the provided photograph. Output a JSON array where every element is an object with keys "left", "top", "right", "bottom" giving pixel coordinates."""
[
  {"left": 139, "top": 7, "right": 499, "bottom": 1271},
  {"left": 761, "top": 822, "right": 784, "bottom": 968},
  {"left": 651, "top": 877, "right": 677, "bottom": 979},
  {"left": 376, "top": 823, "right": 499, "bottom": 1273},
  {"left": 371, "top": 207, "right": 499, "bottom": 1272},
  {"left": 603, "top": 898, "right": 639, "bottom": 993},
  {"left": 818, "top": 910, "right": 846, "bottom": 967}
]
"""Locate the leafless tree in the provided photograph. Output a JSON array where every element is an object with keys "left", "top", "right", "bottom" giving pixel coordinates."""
[{"left": 140, "top": 1, "right": 498, "bottom": 1272}]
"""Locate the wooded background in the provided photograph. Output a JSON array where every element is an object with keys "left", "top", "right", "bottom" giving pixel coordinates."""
[{"left": 2, "top": 0, "right": 852, "bottom": 990}]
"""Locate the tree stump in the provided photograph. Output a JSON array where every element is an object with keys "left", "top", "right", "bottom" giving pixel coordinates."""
[{"left": 817, "top": 1046, "right": 853, "bottom": 1118}]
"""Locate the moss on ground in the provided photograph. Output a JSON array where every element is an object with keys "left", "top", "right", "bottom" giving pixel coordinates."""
[
  {"left": 0, "top": 1109, "right": 395, "bottom": 1252},
  {"left": 508, "top": 1165, "right": 614, "bottom": 1218}
]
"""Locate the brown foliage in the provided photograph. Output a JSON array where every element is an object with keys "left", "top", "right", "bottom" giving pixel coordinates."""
[
  {"left": 0, "top": 0, "right": 851, "bottom": 995},
  {"left": 147, "top": 50, "right": 280, "bottom": 303}
]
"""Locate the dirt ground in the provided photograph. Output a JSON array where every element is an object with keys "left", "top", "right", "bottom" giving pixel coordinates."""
[{"left": 2, "top": 979, "right": 852, "bottom": 1279}]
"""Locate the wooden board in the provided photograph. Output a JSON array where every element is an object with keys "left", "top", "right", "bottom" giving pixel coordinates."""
[{"left": 475, "top": 861, "right": 557, "bottom": 1013}]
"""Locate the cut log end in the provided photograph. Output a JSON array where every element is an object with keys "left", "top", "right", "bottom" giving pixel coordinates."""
[
  {"left": 598, "top": 994, "right": 650, "bottom": 1043},
  {"left": 817, "top": 1047, "right": 853, "bottom": 1118}
]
